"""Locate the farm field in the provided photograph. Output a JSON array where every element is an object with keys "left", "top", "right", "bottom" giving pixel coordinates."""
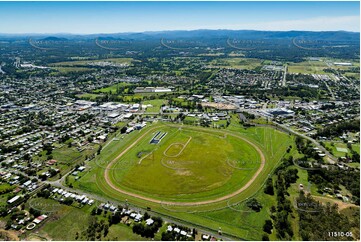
[
  {"left": 73, "top": 122, "right": 295, "bottom": 239},
  {"left": 48, "top": 58, "right": 134, "bottom": 75},
  {"left": 76, "top": 93, "right": 102, "bottom": 100},
  {"left": 287, "top": 60, "right": 329, "bottom": 74},
  {"left": 49, "top": 58, "right": 133, "bottom": 67},
  {"left": 50, "top": 66, "right": 92, "bottom": 74},
  {"left": 93, "top": 82, "right": 132, "bottom": 94},
  {"left": 208, "top": 57, "right": 263, "bottom": 70}
]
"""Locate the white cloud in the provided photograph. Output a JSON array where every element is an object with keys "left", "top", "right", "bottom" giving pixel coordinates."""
[{"left": 201, "top": 15, "right": 360, "bottom": 32}]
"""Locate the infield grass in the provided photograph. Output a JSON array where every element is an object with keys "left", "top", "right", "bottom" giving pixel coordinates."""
[
  {"left": 108, "top": 126, "right": 261, "bottom": 201},
  {"left": 73, "top": 122, "right": 295, "bottom": 240}
]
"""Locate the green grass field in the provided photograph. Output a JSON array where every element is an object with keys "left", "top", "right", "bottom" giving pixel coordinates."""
[
  {"left": 288, "top": 60, "right": 329, "bottom": 74},
  {"left": 93, "top": 82, "right": 132, "bottom": 94},
  {"left": 24, "top": 197, "right": 144, "bottom": 241},
  {"left": 50, "top": 58, "right": 133, "bottom": 67},
  {"left": 50, "top": 66, "right": 92, "bottom": 74},
  {"left": 209, "top": 57, "right": 263, "bottom": 70},
  {"left": 324, "top": 141, "right": 360, "bottom": 157},
  {"left": 143, "top": 99, "right": 167, "bottom": 113},
  {"left": 71, "top": 121, "right": 295, "bottom": 240},
  {"left": 33, "top": 144, "right": 99, "bottom": 177},
  {"left": 76, "top": 93, "right": 102, "bottom": 100},
  {"left": 0, "top": 183, "right": 14, "bottom": 207},
  {"left": 108, "top": 125, "right": 261, "bottom": 202}
]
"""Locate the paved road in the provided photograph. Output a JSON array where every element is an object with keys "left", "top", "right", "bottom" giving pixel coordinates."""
[
  {"left": 44, "top": 180, "right": 238, "bottom": 241},
  {"left": 46, "top": 168, "right": 74, "bottom": 187},
  {"left": 282, "top": 64, "right": 287, "bottom": 87},
  {"left": 41, "top": 128, "right": 242, "bottom": 241},
  {"left": 272, "top": 122, "right": 337, "bottom": 164},
  {"left": 323, "top": 80, "right": 336, "bottom": 100},
  {"left": 235, "top": 108, "right": 338, "bottom": 164}
]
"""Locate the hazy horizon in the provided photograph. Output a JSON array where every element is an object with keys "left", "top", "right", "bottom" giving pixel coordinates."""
[
  {"left": 0, "top": 28, "right": 360, "bottom": 36},
  {"left": 0, "top": 2, "right": 359, "bottom": 34}
]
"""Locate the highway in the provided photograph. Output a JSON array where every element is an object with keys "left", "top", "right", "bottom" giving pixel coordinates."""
[
  {"left": 322, "top": 80, "right": 336, "bottom": 100},
  {"left": 282, "top": 64, "right": 287, "bottom": 87}
]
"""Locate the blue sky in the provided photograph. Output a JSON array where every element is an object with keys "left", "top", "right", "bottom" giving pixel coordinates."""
[{"left": 0, "top": 1, "right": 359, "bottom": 33}]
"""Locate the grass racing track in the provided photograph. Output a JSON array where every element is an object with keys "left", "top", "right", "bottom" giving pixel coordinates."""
[
  {"left": 103, "top": 123, "right": 266, "bottom": 206},
  {"left": 75, "top": 122, "right": 294, "bottom": 239}
]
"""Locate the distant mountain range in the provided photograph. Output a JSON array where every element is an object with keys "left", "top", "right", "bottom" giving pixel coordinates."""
[
  {"left": 39, "top": 36, "right": 69, "bottom": 41},
  {"left": 0, "top": 30, "right": 359, "bottom": 41}
]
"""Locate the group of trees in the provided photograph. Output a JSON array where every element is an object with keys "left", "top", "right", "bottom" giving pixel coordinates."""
[
  {"left": 308, "top": 167, "right": 360, "bottom": 205},
  {"left": 246, "top": 198, "right": 263, "bottom": 212},
  {"left": 77, "top": 113, "right": 94, "bottom": 123},
  {"left": 132, "top": 216, "right": 163, "bottom": 238},
  {"left": 37, "top": 189, "right": 51, "bottom": 199},
  {"left": 83, "top": 217, "right": 109, "bottom": 240},
  {"left": 161, "top": 225, "right": 195, "bottom": 241},
  {"left": 89, "top": 207, "right": 163, "bottom": 240},
  {"left": 168, "top": 98, "right": 201, "bottom": 112},
  {"left": 43, "top": 143, "right": 53, "bottom": 156},
  {"left": 268, "top": 136, "right": 359, "bottom": 240},
  {"left": 269, "top": 157, "right": 299, "bottom": 240},
  {"left": 264, "top": 178, "right": 274, "bottom": 195},
  {"left": 297, "top": 192, "right": 359, "bottom": 240},
  {"left": 315, "top": 119, "right": 359, "bottom": 139},
  {"left": 263, "top": 220, "right": 273, "bottom": 234},
  {"left": 295, "top": 137, "right": 323, "bottom": 161}
]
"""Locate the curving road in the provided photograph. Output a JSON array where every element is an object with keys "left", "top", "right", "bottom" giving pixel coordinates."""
[
  {"left": 272, "top": 121, "right": 337, "bottom": 164},
  {"left": 104, "top": 124, "right": 266, "bottom": 206}
]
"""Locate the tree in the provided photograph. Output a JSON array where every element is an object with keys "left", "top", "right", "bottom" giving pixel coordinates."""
[
  {"left": 152, "top": 216, "right": 163, "bottom": 227},
  {"left": 97, "top": 145, "right": 102, "bottom": 155},
  {"left": 29, "top": 207, "right": 41, "bottom": 217},
  {"left": 132, "top": 223, "right": 145, "bottom": 235},
  {"left": 91, "top": 208, "right": 97, "bottom": 216},
  {"left": 263, "top": 220, "right": 273, "bottom": 234},
  {"left": 284, "top": 168, "right": 299, "bottom": 188},
  {"left": 109, "top": 211, "right": 121, "bottom": 225},
  {"left": 37, "top": 189, "right": 51, "bottom": 198},
  {"left": 62, "top": 197, "right": 73, "bottom": 205},
  {"left": 161, "top": 232, "right": 174, "bottom": 241},
  {"left": 264, "top": 178, "right": 274, "bottom": 195},
  {"left": 262, "top": 234, "right": 270, "bottom": 241},
  {"left": 23, "top": 153, "right": 32, "bottom": 161},
  {"left": 144, "top": 212, "right": 150, "bottom": 220},
  {"left": 120, "top": 126, "right": 127, "bottom": 134},
  {"left": 246, "top": 198, "right": 263, "bottom": 212},
  {"left": 103, "top": 224, "right": 109, "bottom": 237}
]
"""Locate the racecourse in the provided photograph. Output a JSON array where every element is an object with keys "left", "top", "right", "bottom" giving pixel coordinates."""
[{"left": 104, "top": 124, "right": 266, "bottom": 206}]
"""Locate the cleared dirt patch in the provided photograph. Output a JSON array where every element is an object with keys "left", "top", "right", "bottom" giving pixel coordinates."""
[{"left": 0, "top": 229, "right": 20, "bottom": 241}]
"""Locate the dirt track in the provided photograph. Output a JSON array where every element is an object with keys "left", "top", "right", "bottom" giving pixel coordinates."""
[
  {"left": 104, "top": 125, "right": 266, "bottom": 206},
  {"left": 313, "top": 195, "right": 359, "bottom": 211}
]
